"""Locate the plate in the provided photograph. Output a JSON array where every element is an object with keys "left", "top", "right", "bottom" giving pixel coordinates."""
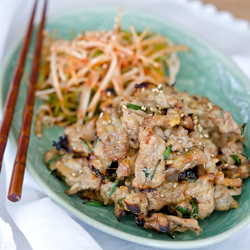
[{"left": 1, "top": 8, "right": 250, "bottom": 249}]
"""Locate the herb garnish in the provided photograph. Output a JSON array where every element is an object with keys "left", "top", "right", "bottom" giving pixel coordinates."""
[
  {"left": 231, "top": 155, "right": 241, "bottom": 166},
  {"left": 107, "top": 161, "right": 113, "bottom": 169},
  {"left": 108, "top": 179, "right": 120, "bottom": 197},
  {"left": 79, "top": 137, "right": 92, "bottom": 153},
  {"left": 118, "top": 198, "right": 124, "bottom": 205},
  {"left": 51, "top": 170, "right": 66, "bottom": 181},
  {"left": 164, "top": 145, "right": 172, "bottom": 160},
  {"left": 192, "top": 198, "right": 198, "bottom": 218},
  {"left": 151, "top": 159, "right": 161, "bottom": 180},
  {"left": 143, "top": 167, "right": 150, "bottom": 178},
  {"left": 47, "top": 154, "right": 64, "bottom": 167},
  {"left": 84, "top": 201, "right": 104, "bottom": 206},
  {"left": 126, "top": 103, "right": 148, "bottom": 113},
  {"left": 184, "top": 177, "right": 196, "bottom": 182},
  {"left": 176, "top": 206, "right": 190, "bottom": 218},
  {"left": 94, "top": 138, "right": 101, "bottom": 148},
  {"left": 241, "top": 123, "right": 247, "bottom": 135}
]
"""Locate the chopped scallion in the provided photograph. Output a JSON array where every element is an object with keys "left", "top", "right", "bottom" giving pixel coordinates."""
[
  {"left": 192, "top": 198, "right": 198, "bottom": 218},
  {"left": 184, "top": 178, "right": 196, "bottom": 182},
  {"left": 79, "top": 137, "right": 92, "bottom": 153},
  {"left": 108, "top": 179, "right": 120, "bottom": 197},
  {"left": 118, "top": 198, "right": 124, "bottom": 205},
  {"left": 47, "top": 154, "right": 64, "bottom": 167},
  {"left": 176, "top": 206, "right": 190, "bottom": 218},
  {"left": 151, "top": 159, "right": 161, "bottom": 180},
  {"left": 143, "top": 167, "right": 150, "bottom": 178},
  {"left": 126, "top": 103, "right": 148, "bottom": 113},
  {"left": 164, "top": 145, "right": 172, "bottom": 160},
  {"left": 241, "top": 123, "right": 247, "bottom": 135},
  {"left": 94, "top": 138, "right": 101, "bottom": 148},
  {"left": 231, "top": 155, "right": 241, "bottom": 166}
]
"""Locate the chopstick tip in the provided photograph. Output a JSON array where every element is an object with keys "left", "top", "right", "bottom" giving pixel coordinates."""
[{"left": 8, "top": 193, "right": 21, "bottom": 202}]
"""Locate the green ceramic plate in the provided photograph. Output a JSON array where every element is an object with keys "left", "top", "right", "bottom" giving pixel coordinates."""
[{"left": 1, "top": 8, "right": 250, "bottom": 249}]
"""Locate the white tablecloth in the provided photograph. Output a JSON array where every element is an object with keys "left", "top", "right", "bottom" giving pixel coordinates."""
[{"left": 1, "top": 0, "right": 250, "bottom": 249}]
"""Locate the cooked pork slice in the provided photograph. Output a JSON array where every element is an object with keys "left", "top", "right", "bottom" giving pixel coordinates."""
[
  {"left": 122, "top": 192, "right": 148, "bottom": 219},
  {"left": 184, "top": 174, "right": 215, "bottom": 219},
  {"left": 165, "top": 215, "right": 201, "bottom": 235},
  {"left": 117, "top": 149, "right": 137, "bottom": 179},
  {"left": 133, "top": 126, "right": 167, "bottom": 189},
  {"left": 144, "top": 213, "right": 201, "bottom": 236},
  {"left": 214, "top": 185, "right": 238, "bottom": 211},
  {"left": 49, "top": 155, "right": 101, "bottom": 195},
  {"left": 96, "top": 107, "right": 129, "bottom": 160},
  {"left": 144, "top": 213, "right": 173, "bottom": 236},
  {"left": 111, "top": 186, "right": 130, "bottom": 221},
  {"left": 166, "top": 126, "right": 195, "bottom": 151},
  {"left": 214, "top": 171, "right": 242, "bottom": 188},
  {"left": 100, "top": 182, "right": 115, "bottom": 205},
  {"left": 89, "top": 140, "right": 113, "bottom": 176},
  {"left": 214, "top": 111, "right": 242, "bottom": 135},
  {"left": 146, "top": 182, "right": 188, "bottom": 211},
  {"left": 64, "top": 118, "right": 97, "bottom": 152},
  {"left": 165, "top": 148, "right": 207, "bottom": 178}
]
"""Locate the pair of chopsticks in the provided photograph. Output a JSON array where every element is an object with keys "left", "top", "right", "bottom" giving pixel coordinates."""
[{"left": 0, "top": 0, "right": 48, "bottom": 202}]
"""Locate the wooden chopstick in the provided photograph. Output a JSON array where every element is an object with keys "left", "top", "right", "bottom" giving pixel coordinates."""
[
  {"left": 8, "top": 0, "right": 48, "bottom": 202},
  {"left": 0, "top": 0, "right": 38, "bottom": 174}
]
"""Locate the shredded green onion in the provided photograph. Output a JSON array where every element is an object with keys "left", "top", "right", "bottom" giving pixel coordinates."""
[
  {"left": 164, "top": 145, "right": 172, "bottom": 160},
  {"left": 47, "top": 154, "right": 63, "bottom": 167},
  {"left": 176, "top": 206, "right": 190, "bottom": 218},
  {"left": 192, "top": 198, "right": 198, "bottom": 218},
  {"left": 126, "top": 103, "right": 148, "bottom": 113},
  {"left": 151, "top": 159, "right": 161, "bottom": 180},
  {"left": 143, "top": 167, "right": 150, "bottom": 178},
  {"left": 118, "top": 198, "right": 125, "bottom": 205},
  {"left": 184, "top": 178, "right": 196, "bottom": 182},
  {"left": 231, "top": 155, "right": 241, "bottom": 166},
  {"left": 108, "top": 179, "right": 120, "bottom": 197},
  {"left": 241, "top": 123, "right": 247, "bottom": 135},
  {"left": 79, "top": 137, "right": 92, "bottom": 153}
]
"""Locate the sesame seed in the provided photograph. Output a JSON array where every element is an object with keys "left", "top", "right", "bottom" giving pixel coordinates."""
[
  {"left": 108, "top": 120, "right": 111, "bottom": 123},
  {"left": 177, "top": 152, "right": 181, "bottom": 155},
  {"left": 166, "top": 160, "right": 173, "bottom": 164},
  {"left": 185, "top": 148, "right": 188, "bottom": 152},
  {"left": 158, "top": 84, "right": 162, "bottom": 89},
  {"left": 152, "top": 88, "right": 159, "bottom": 93},
  {"left": 72, "top": 173, "right": 76, "bottom": 177},
  {"left": 200, "top": 134, "right": 203, "bottom": 138},
  {"left": 177, "top": 140, "right": 182, "bottom": 144},
  {"left": 100, "top": 112, "right": 103, "bottom": 118},
  {"left": 141, "top": 106, "right": 147, "bottom": 111},
  {"left": 204, "top": 134, "right": 209, "bottom": 138},
  {"left": 224, "top": 163, "right": 229, "bottom": 167},
  {"left": 211, "top": 154, "right": 215, "bottom": 157},
  {"left": 150, "top": 107, "right": 154, "bottom": 112},
  {"left": 173, "top": 183, "right": 178, "bottom": 188},
  {"left": 142, "top": 88, "right": 145, "bottom": 92},
  {"left": 122, "top": 105, "right": 127, "bottom": 109},
  {"left": 79, "top": 170, "right": 83, "bottom": 174},
  {"left": 107, "top": 91, "right": 111, "bottom": 97}
]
